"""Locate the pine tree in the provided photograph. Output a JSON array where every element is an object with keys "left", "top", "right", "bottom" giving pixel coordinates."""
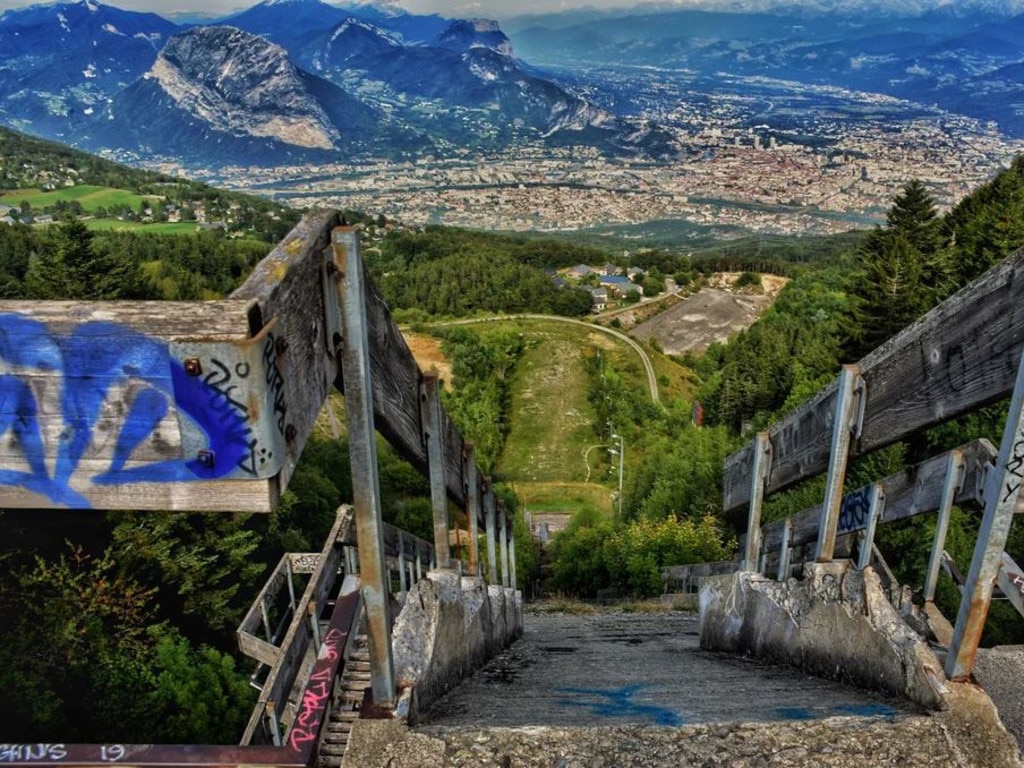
[
  {"left": 24, "top": 215, "right": 138, "bottom": 300},
  {"left": 845, "top": 181, "right": 952, "bottom": 359}
]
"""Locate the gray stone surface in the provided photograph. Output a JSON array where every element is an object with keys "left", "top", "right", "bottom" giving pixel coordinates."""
[
  {"left": 419, "top": 611, "right": 909, "bottom": 729},
  {"left": 344, "top": 611, "right": 1021, "bottom": 768},
  {"left": 700, "top": 563, "right": 948, "bottom": 709},
  {"left": 975, "top": 645, "right": 1024, "bottom": 752}
]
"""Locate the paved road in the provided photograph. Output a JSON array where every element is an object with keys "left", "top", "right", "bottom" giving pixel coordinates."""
[
  {"left": 420, "top": 611, "right": 908, "bottom": 729},
  {"left": 422, "top": 315, "right": 660, "bottom": 406}
]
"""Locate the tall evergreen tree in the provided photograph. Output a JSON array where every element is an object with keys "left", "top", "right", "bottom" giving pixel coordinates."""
[
  {"left": 24, "top": 216, "right": 138, "bottom": 300},
  {"left": 845, "top": 180, "right": 952, "bottom": 359}
]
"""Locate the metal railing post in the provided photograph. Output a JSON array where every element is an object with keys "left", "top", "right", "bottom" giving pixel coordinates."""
[
  {"left": 484, "top": 479, "right": 498, "bottom": 584},
  {"left": 397, "top": 530, "right": 408, "bottom": 593},
  {"left": 744, "top": 432, "right": 771, "bottom": 571},
  {"left": 777, "top": 517, "right": 793, "bottom": 581},
  {"left": 816, "top": 365, "right": 865, "bottom": 562},
  {"left": 499, "top": 504, "right": 510, "bottom": 588},
  {"left": 421, "top": 374, "right": 452, "bottom": 569},
  {"left": 856, "top": 484, "right": 885, "bottom": 570},
  {"left": 924, "top": 451, "right": 964, "bottom": 602},
  {"left": 509, "top": 523, "right": 518, "bottom": 592},
  {"left": 465, "top": 443, "right": 481, "bottom": 576},
  {"left": 947, "top": 346, "right": 1024, "bottom": 680},
  {"left": 333, "top": 226, "right": 395, "bottom": 707}
]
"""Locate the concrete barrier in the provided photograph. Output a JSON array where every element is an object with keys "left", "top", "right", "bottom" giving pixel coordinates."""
[
  {"left": 699, "top": 561, "right": 949, "bottom": 709},
  {"left": 391, "top": 570, "right": 522, "bottom": 720}
]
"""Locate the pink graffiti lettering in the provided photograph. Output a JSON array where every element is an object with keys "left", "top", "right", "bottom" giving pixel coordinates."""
[
  {"left": 320, "top": 628, "right": 344, "bottom": 661},
  {"left": 288, "top": 667, "right": 332, "bottom": 750}
]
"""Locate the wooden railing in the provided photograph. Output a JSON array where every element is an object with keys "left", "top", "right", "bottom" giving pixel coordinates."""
[
  {"left": 719, "top": 245, "right": 1024, "bottom": 682},
  {"left": 0, "top": 211, "right": 520, "bottom": 765}
]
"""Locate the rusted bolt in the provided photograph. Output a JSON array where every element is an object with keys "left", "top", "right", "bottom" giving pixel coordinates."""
[
  {"left": 184, "top": 358, "right": 203, "bottom": 377},
  {"left": 276, "top": 337, "right": 289, "bottom": 356},
  {"left": 197, "top": 450, "right": 215, "bottom": 469},
  {"left": 285, "top": 424, "right": 297, "bottom": 443}
]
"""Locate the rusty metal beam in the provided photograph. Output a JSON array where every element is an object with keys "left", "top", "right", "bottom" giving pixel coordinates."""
[{"left": 333, "top": 226, "right": 395, "bottom": 707}]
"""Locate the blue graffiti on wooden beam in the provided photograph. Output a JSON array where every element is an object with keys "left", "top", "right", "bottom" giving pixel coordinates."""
[
  {"left": 837, "top": 485, "right": 873, "bottom": 535},
  {"left": 555, "top": 684, "right": 684, "bottom": 725},
  {"left": 0, "top": 313, "right": 254, "bottom": 508}
]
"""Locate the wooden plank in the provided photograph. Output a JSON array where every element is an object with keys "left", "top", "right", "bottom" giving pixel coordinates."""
[
  {"left": 724, "top": 247, "right": 1024, "bottom": 512},
  {"left": 333, "top": 253, "right": 470, "bottom": 508},
  {"left": 758, "top": 439, "right": 997, "bottom": 554},
  {"left": 232, "top": 209, "right": 342, "bottom": 498}
]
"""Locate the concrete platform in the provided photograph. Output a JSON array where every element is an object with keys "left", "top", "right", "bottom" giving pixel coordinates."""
[{"left": 418, "top": 611, "right": 911, "bottom": 729}]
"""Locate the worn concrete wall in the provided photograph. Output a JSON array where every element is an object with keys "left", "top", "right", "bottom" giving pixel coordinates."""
[
  {"left": 391, "top": 570, "right": 521, "bottom": 719},
  {"left": 699, "top": 561, "right": 948, "bottom": 709}
]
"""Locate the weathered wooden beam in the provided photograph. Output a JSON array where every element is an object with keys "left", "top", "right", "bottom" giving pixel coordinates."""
[
  {"left": 724, "top": 247, "right": 1024, "bottom": 513},
  {"left": 757, "top": 439, "right": 997, "bottom": 555}
]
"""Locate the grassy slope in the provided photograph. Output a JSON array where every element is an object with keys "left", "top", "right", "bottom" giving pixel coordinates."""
[{"left": 1, "top": 184, "right": 155, "bottom": 212}]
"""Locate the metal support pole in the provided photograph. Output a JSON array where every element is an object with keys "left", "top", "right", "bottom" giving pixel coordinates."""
[
  {"left": 416, "top": 548, "right": 423, "bottom": 581},
  {"left": 265, "top": 701, "right": 281, "bottom": 747},
  {"left": 778, "top": 517, "right": 793, "bottom": 581},
  {"left": 408, "top": 558, "right": 415, "bottom": 588},
  {"left": 947, "top": 346, "right": 1024, "bottom": 681},
  {"left": 465, "top": 444, "right": 481, "bottom": 576},
  {"left": 856, "top": 484, "right": 885, "bottom": 571},
  {"left": 285, "top": 559, "right": 297, "bottom": 612},
  {"left": 484, "top": 480, "right": 498, "bottom": 584},
  {"left": 333, "top": 226, "right": 395, "bottom": 707},
  {"left": 397, "top": 531, "right": 408, "bottom": 593},
  {"left": 421, "top": 374, "right": 451, "bottom": 569},
  {"left": 260, "top": 601, "right": 273, "bottom": 642},
  {"left": 816, "top": 365, "right": 864, "bottom": 562},
  {"left": 744, "top": 432, "right": 772, "bottom": 571},
  {"left": 499, "top": 505, "right": 510, "bottom": 588},
  {"left": 307, "top": 601, "right": 321, "bottom": 649},
  {"left": 924, "top": 451, "right": 965, "bottom": 603},
  {"left": 509, "top": 522, "right": 518, "bottom": 592}
]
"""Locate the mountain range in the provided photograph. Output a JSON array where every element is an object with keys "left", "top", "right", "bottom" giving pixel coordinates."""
[
  {"left": 1, "top": 0, "right": 1024, "bottom": 168},
  {"left": 0, "top": 0, "right": 674, "bottom": 166},
  {"left": 505, "top": 4, "right": 1024, "bottom": 138}
]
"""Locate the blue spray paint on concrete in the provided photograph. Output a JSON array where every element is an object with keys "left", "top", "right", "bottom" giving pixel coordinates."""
[
  {"left": 0, "top": 313, "right": 254, "bottom": 507},
  {"left": 556, "top": 684, "right": 685, "bottom": 726}
]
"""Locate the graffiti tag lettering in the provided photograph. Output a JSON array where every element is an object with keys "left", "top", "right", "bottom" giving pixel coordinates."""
[
  {"left": 1002, "top": 429, "right": 1024, "bottom": 504},
  {"left": 837, "top": 486, "right": 872, "bottom": 535},
  {"left": 288, "top": 623, "right": 347, "bottom": 751},
  {"left": 0, "top": 745, "right": 68, "bottom": 762},
  {"left": 263, "top": 334, "right": 288, "bottom": 434},
  {"left": 0, "top": 313, "right": 257, "bottom": 508}
]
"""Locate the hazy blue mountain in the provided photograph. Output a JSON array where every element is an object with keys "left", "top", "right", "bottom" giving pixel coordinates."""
[
  {"left": 506, "top": 5, "right": 1024, "bottom": 136},
  {"left": 0, "top": 0, "right": 177, "bottom": 138}
]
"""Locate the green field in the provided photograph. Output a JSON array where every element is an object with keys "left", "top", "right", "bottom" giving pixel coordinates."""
[
  {"left": 2, "top": 184, "right": 156, "bottom": 213},
  {"left": 83, "top": 219, "right": 204, "bottom": 235}
]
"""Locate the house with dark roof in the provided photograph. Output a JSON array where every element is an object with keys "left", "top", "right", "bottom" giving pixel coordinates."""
[{"left": 600, "top": 275, "right": 642, "bottom": 297}]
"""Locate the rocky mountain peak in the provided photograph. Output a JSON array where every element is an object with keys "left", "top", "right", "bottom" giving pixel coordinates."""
[
  {"left": 436, "top": 18, "right": 514, "bottom": 57},
  {"left": 146, "top": 26, "right": 340, "bottom": 149}
]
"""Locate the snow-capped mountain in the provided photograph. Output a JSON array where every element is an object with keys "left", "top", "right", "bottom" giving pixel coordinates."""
[{"left": 0, "top": 0, "right": 176, "bottom": 138}]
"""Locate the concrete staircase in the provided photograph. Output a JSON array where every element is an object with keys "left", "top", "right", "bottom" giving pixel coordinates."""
[{"left": 317, "top": 617, "right": 371, "bottom": 768}]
